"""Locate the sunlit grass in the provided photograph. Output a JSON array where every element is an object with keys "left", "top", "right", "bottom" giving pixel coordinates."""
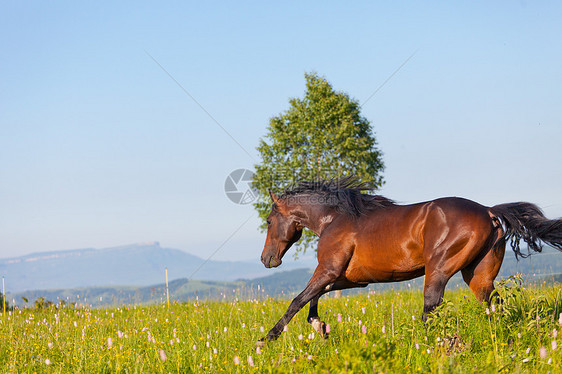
[{"left": 2, "top": 278, "right": 562, "bottom": 372}]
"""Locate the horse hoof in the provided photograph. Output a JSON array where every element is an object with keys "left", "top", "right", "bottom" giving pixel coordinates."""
[
  {"left": 255, "top": 334, "right": 278, "bottom": 347},
  {"left": 320, "top": 321, "right": 329, "bottom": 339},
  {"left": 311, "top": 318, "right": 329, "bottom": 339}
]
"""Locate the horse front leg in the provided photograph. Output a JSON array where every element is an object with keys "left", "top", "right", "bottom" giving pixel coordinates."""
[
  {"left": 307, "top": 295, "right": 328, "bottom": 338},
  {"left": 306, "top": 280, "right": 366, "bottom": 338},
  {"left": 256, "top": 267, "right": 337, "bottom": 346}
]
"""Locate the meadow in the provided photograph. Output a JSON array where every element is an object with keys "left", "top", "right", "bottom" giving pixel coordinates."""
[{"left": 2, "top": 276, "right": 562, "bottom": 373}]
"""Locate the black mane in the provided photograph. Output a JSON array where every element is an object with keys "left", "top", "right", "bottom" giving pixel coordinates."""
[{"left": 279, "top": 176, "right": 395, "bottom": 217}]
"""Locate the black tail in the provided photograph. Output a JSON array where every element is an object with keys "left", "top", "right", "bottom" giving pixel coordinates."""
[{"left": 490, "top": 202, "right": 562, "bottom": 259}]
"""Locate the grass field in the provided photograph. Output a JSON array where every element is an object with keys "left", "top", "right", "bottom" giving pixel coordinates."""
[{"left": 2, "top": 276, "right": 562, "bottom": 373}]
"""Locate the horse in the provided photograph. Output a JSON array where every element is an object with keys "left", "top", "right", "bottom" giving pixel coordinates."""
[{"left": 256, "top": 177, "right": 562, "bottom": 345}]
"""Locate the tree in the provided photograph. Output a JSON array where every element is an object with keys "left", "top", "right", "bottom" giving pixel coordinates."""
[{"left": 253, "top": 72, "right": 385, "bottom": 254}]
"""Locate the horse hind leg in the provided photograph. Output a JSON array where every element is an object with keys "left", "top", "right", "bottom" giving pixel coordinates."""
[
  {"left": 461, "top": 237, "right": 506, "bottom": 303},
  {"left": 423, "top": 272, "right": 450, "bottom": 321}
]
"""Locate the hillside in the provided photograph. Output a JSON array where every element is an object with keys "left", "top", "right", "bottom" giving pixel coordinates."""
[
  {"left": 6, "top": 268, "right": 314, "bottom": 307},
  {"left": 2, "top": 243, "right": 561, "bottom": 307},
  {"left": 0, "top": 242, "right": 315, "bottom": 292}
]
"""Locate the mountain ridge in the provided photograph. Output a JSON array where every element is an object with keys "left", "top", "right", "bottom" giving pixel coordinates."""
[
  {"left": 5, "top": 268, "right": 315, "bottom": 308},
  {"left": 0, "top": 242, "right": 315, "bottom": 292}
]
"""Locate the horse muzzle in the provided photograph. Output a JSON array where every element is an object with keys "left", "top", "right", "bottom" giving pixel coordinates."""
[{"left": 261, "top": 255, "right": 282, "bottom": 268}]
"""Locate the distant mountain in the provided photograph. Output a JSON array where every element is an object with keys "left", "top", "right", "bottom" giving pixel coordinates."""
[
  {"left": 5, "top": 247, "right": 562, "bottom": 308},
  {"left": 2, "top": 241, "right": 561, "bottom": 300},
  {"left": 0, "top": 242, "right": 315, "bottom": 293},
  {"left": 498, "top": 246, "right": 562, "bottom": 279},
  {"left": 6, "top": 268, "right": 315, "bottom": 308}
]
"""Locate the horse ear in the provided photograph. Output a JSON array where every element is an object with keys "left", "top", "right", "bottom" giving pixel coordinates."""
[{"left": 268, "top": 189, "right": 278, "bottom": 203}]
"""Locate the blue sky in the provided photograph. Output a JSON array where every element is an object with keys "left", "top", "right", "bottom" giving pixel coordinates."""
[{"left": 1, "top": 1, "right": 561, "bottom": 261}]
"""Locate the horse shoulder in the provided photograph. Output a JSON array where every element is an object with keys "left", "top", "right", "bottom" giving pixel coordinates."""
[{"left": 316, "top": 218, "right": 357, "bottom": 270}]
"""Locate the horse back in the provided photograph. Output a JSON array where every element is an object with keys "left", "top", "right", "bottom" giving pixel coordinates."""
[{"left": 334, "top": 197, "right": 494, "bottom": 283}]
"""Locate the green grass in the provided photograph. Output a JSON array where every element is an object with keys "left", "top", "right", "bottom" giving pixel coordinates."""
[{"left": 2, "top": 277, "right": 562, "bottom": 373}]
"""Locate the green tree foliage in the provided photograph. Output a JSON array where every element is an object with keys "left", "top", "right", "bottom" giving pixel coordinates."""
[
  {"left": 34, "top": 296, "right": 53, "bottom": 309},
  {"left": 253, "top": 72, "right": 385, "bottom": 254},
  {"left": 0, "top": 292, "right": 10, "bottom": 312}
]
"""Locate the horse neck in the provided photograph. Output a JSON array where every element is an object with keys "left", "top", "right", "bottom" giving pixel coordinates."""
[{"left": 287, "top": 197, "right": 338, "bottom": 236}]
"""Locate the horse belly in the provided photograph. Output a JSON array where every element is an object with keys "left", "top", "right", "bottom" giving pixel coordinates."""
[
  {"left": 344, "top": 258, "right": 425, "bottom": 283},
  {"left": 345, "top": 230, "right": 425, "bottom": 283}
]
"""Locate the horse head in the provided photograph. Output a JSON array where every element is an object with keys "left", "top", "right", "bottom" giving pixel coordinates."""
[{"left": 260, "top": 190, "right": 303, "bottom": 268}]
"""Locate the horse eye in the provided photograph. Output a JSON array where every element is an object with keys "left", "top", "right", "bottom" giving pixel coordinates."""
[{"left": 267, "top": 219, "right": 272, "bottom": 225}]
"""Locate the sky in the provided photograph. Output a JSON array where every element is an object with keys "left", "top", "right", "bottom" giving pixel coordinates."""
[{"left": 1, "top": 1, "right": 561, "bottom": 262}]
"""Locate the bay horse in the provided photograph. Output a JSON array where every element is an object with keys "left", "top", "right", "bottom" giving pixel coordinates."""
[{"left": 256, "top": 177, "right": 562, "bottom": 345}]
